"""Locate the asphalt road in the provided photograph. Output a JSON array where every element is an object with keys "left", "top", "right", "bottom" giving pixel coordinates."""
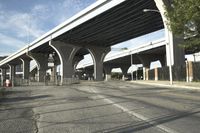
[{"left": 0, "top": 81, "right": 200, "bottom": 133}]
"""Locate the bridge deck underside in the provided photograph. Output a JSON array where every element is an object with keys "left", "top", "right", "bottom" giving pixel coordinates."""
[
  {"left": 6, "top": 0, "right": 165, "bottom": 68},
  {"left": 55, "top": 0, "right": 164, "bottom": 48}
]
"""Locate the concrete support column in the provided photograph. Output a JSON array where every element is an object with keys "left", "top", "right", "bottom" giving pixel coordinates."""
[
  {"left": 143, "top": 67, "right": 150, "bottom": 81},
  {"left": 188, "top": 61, "right": 193, "bottom": 82},
  {"left": 51, "top": 65, "right": 57, "bottom": 82},
  {"left": 186, "top": 61, "right": 193, "bottom": 82},
  {"left": 28, "top": 53, "right": 48, "bottom": 82},
  {"left": 88, "top": 46, "right": 110, "bottom": 81},
  {"left": 20, "top": 58, "right": 30, "bottom": 80},
  {"left": 154, "top": 0, "right": 185, "bottom": 67},
  {"left": 104, "top": 65, "right": 112, "bottom": 81},
  {"left": 145, "top": 68, "right": 150, "bottom": 80},
  {"left": 8, "top": 65, "right": 16, "bottom": 87},
  {"left": 0, "top": 68, "right": 6, "bottom": 86},
  {"left": 155, "top": 67, "right": 158, "bottom": 81},
  {"left": 49, "top": 41, "right": 80, "bottom": 85},
  {"left": 39, "top": 70, "right": 46, "bottom": 82},
  {"left": 121, "top": 66, "right": 129, "bottom": 81},
  {"left": 84, "top": 68, "right": 94, "bottom": 80},
  {"left": 158, "top": 55, "right": 167, "bottom": 67},
  {"left": 73, "top": 55, "right": 84, "bottom": 71},
  {"left": 154, "top": 0, "right": 185, "bottom": 85},
  {"left": 106, "top": 74, "right": 111, "bottom": 81},
  {"left": 143, "top": 67, "right": 146, "bottom": 80},
  {"left": 137, "top": 55, "right": 151, "bottom": 81}
]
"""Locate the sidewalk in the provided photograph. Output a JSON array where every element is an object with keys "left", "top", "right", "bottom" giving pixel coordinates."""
[{"left": 130, "top": 80, "right": 200, "bottom": 90}]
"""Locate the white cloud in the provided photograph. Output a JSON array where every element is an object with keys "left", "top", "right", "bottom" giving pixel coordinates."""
[
  {"left": 0, "top": 33, "right": 26, "bottom": 56},
  {"left": 54, "top": 0, "right": 93, "bottom": 24},
  {"left": 32, "top": 5, "right": 47, "bottom": 13},
  {"left": 0, "top": 0, "right": 95, "bottom": 56},
  {"left": 0, "top": 33, "right": 25, "bottom": 48},
  {"left": 0, "top": 11, "right": 45, "bottom": 40},
  {"left": 0, "top": 0, "right": 94, "bottom": 41},
  {"left": 0, "top": 33, "right": 26, "bottom": 55},
  {"left": 31, "top": 4, "right": 50, "bottom": 20},
  {"left": 62, "top": 0, "right": 83, "bottom": 11},
  {"left": 8, "top": 13, "right": 44, "bottom": 38}
]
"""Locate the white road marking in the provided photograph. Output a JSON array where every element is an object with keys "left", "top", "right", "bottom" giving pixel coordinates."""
[{"left": 90, "top": 88, "right": 179, "bottom": 133}]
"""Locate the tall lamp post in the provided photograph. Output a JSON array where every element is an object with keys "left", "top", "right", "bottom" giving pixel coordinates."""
[
  {"left": 130, "top": 52, "right": 133, "bottom": 81},
  {"left": 143, "top": 8, "right": 173, "bottom": 85}
]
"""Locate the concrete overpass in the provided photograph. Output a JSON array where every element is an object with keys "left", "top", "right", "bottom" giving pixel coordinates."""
[
  {"left": 0, "top": 0, "right": 185, "bottom": 86},
  {"left": 77, "top": 39, "right": 166, "bottom": 80}
]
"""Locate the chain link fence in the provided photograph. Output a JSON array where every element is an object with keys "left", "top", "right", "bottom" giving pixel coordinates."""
[
  {"left": 192, "top": 62, "right": 200, "bottom": 81},
  {"left": 148, "top": 69, "right": 155, "bottom": 80},
  {"left": 172, "top": 65, "right": 186, "bottom": 81},
  {"left": 1, "top": 61, "right": 199, "bottom": 87},
  {"left": 148, "top": 61, "right": 200, "bottom": 82},
  {"left": 5, "top": 75, "right": 80, "bottom": 86},
  {"left": 149, "top": 65, "right": 186, "bottom": 81}
]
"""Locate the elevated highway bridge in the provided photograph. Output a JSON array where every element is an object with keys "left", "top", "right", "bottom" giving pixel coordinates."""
[
  {"left": 0, "top": 0, "right": 186, "bottom": 86},
  {"left": 77, "top": 39, "right": 166, "bottom": 80}
]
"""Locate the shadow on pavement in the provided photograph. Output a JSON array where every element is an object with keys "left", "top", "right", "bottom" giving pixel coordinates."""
[
  {"left": 0, "top": 95, "right": 52, "bottom": 103},
  {"left": 94, "top": 109, "right": 200, "bottom": 133}
]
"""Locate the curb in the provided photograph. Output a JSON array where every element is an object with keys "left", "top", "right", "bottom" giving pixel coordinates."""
[{"left": 130, "top": 81, "right": 200, "bottom": 91}]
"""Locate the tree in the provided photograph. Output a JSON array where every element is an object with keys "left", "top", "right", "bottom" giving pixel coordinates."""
[{"left": 165, "top": 0, "right": 200, "bottom": 52}]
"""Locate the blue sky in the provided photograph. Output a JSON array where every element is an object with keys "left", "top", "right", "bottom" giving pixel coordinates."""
[{"left": 0, "top": 0, "right": 96, "bottom": 55}]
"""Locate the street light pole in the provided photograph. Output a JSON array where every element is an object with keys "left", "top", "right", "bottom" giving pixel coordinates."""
[
  {"left": 130, "top": 52, "right": 133, "bottom": 81},
  {"left": 167, "top": 32, "right": 173, "bottom": 85},
  {"left": 143, "top": 8, "right": 173, "bottom": 85}
]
